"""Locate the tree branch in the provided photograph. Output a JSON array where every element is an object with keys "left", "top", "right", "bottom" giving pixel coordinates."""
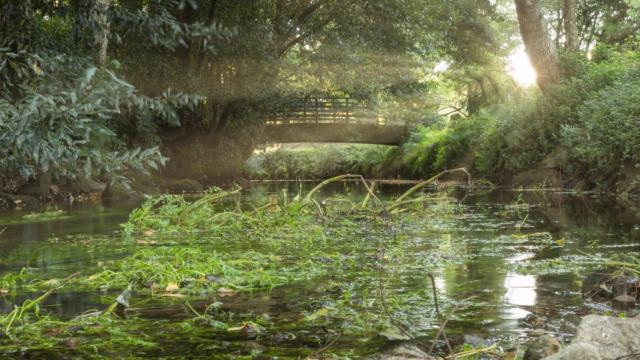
[
  {"left": 277, "top": 0, "right": 328, "bottom": 58},
  {"left": 278, "top": 18, "right": 330, "bottom": 58}
]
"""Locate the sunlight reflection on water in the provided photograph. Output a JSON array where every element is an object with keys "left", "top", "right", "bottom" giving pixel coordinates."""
[{"left": 503, "top": 274, "right": 537, "bottom": 320}]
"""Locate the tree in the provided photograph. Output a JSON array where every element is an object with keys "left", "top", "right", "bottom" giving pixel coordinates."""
[
  {"left": 564, "top": 0, "right": 578, "bottom": 50},
  {"left": 0, "top": 0, "right": 516, "bottom": 189},
  {"left": 513, "top": 0, "right": 562, "bottom": 90},
  {"left": 0, "top": 0, "right": 198, "bottom": 193}
]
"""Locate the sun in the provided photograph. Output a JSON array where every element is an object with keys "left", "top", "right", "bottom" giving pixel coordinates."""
[{"left": 507, "top": 47, "right": 537, "bottom": 87}]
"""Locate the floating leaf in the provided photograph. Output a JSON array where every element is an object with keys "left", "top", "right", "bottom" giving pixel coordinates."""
[
  {"left": 143, "top": 230, "right": 156, "bottom": 237},
  {"left": 116, "top": 285, "right": 132, "bottom": 308},
  {"left": 227, "top": 322, "right": 260, "bottom": 337},
  {"left": 43, "top": 279, "right": 61, "bottom": 287},
  {"left": 165, "top": 282, "right": 180, "bottom": 292},
  {"left": 305, "top": 306, "right": 337, "bottom": 322},
  {"left": 137, "top": 239, "right": 158, "bottom": 246},
  {"left": 217, "top": 287, "right": 237, "bottom": 297}
]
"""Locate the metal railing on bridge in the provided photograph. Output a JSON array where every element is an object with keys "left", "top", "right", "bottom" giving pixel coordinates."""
[
  {"left": 266, "top": 96, "right": 391, "bottom": 126},
  {"left": 263, "top": 96, "right": 408, "bottom": 145}
]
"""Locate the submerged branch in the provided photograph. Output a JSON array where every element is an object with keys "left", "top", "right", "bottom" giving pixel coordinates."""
[{"left": 395, "top": 168, "right": 471, "bottom": 204}]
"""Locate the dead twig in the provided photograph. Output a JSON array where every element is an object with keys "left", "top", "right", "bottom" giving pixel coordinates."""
[
  {"left": 305, "top": 331, "right": 343, "bottom": 359},
  {"left": 428, "top": 274, "right": 441, "bottom": 317},
  {"left": 378, "top": 244, "right": 431, "bottom": 352},
  {"left": 428, "top": 273, "right": 453, "bottom": 355},
  {"left": 428, "top": 296, "right": 478, "bottom": 357}
]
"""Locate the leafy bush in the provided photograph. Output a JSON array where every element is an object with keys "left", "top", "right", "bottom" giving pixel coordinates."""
[
  {"left": 401, "top": 115, "right": 486, "bottom": 177},
  {"left": 0, "top": 60, "right": 200, "bottom": 189},
  {"left": 247, "top": 145, "right": 401, "bottom": 179},
  {"left": 0, "top": 3, "right": 203, "bottom": 192},
  {"left": 561, "top": 68, "right": 640, "bottom": 176},
  {"left": 396, "top": 45, "right": 640, "bottom": 185},
  {"left": 474, "top": 47, "right": 640, "bottom": 181}
]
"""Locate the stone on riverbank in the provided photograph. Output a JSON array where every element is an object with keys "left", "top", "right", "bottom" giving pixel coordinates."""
[
  {"left": 0, "top": 193, "right": 40, "bottom": 210},
  {"left": 545, "top": 315, "right": 640, "bottom": 360},
  {"left": 524, "top": 335, "right": 562, "bottom": 359}
]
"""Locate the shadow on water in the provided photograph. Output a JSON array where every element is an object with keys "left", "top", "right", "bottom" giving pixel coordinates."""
[{"left": 0, "top": 183, "right": 639, "bottom": 357}]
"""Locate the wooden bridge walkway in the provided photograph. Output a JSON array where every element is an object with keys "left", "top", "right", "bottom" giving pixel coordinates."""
[{"left": 264, "top": 96, "right": 408, "bottom": 145}]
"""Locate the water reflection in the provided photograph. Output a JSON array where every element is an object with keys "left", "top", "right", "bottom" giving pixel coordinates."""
[{"left": 503, "top": 274, "right": 537, "bottom": 320}]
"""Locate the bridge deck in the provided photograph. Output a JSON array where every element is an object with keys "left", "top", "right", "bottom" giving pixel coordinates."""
[{"left": 263, "top": 96, "right": 407, "bottom": 145}]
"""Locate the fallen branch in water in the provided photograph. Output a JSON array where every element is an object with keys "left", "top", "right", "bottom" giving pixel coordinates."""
[
  {"left": 395, "top": 168, "right": 471, "bottom": 204},
  {"left": 179, "top": 185, "right": 242, "bottom": 222},
  {"left": 387, "top": 196, "right": 453, "bottom": 212},
  {"left": 361, "top": 181, "right": 377, "bottom": 209},
  {"left": 304, "top": 174, "right": 386, "bottom": 212}
]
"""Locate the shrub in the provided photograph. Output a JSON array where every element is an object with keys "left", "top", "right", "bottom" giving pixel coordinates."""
[
  {"left": 247, "top": 145, "right": 401, "bottom": 179},
  {"left": 561, "top": 68, "right": 640, "bottom": 176},
  {"left": 401, "top": 115, "right": 488, "bottom": 177}
]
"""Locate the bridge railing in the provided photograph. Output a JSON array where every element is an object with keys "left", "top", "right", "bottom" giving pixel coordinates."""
[{"left": 266, "top": 96, "right": 393, "bottom": 126}]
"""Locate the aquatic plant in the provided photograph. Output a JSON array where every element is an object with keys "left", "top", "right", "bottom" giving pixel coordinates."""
[{"left": 0, "top": 172, "right": 482, "bottom": 358}]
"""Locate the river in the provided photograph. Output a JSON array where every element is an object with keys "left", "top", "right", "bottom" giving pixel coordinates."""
[{"left": 0, "top": 183, "right": 638, "bottom": 358}]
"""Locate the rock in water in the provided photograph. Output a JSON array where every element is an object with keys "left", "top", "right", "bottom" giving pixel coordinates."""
[
  {"left": 524, "top": 335, "right": 562, "bottom": 359},
  {"left": 545, "top": 315, "right": 640, "bottom": 360},
  {"left": 367, "top": 344, "right": 436, "bottom": 360}
]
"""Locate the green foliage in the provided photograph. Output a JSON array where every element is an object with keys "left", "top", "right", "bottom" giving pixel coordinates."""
[
  {"left": 0, "top": 66, "right": 177, "bottom": 184},
  {"left": 0, "top": 1, "right": 205, "bottom": 191},
  {"left": 394, "top": 44, "right": 640, "bottom": 185},
  {"left": 561, "top": 67, "right": 640, "bottom": 175},
  {"left": 400, "top": 115, "right": 486, "bottom": 177},
  {"left": 248, "top": 145, "right": 401, "bottom": 179},
  {"left": 492, "top": 47, "right": 640, "bottom": 179}
]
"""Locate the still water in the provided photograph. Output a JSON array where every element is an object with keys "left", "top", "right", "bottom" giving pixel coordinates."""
[{"left": 0, "top": 183, "right": 639, "bottom": 357}]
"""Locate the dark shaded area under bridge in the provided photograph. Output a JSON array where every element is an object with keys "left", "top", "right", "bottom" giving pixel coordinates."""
[{"left": 263, "top": 96, "right": 409, "bottom": 145}]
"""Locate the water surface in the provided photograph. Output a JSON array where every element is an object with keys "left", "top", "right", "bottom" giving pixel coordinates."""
[{"left": 1, "top": 184, "right": 639, "bottom": 357}]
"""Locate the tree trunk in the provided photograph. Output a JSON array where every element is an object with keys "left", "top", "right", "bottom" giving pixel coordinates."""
[
  {"left": 73, "top": 0, "right": 110, "bottom": 65},
  {"left": 95, "top": 0, "right": 110, "bottom": 65},
  {"left": 564, "top": 0, "right": 578, "bottom": 50},
  {"left": 554, "top": 10, "right": 562, "bottom": 48},
  {"left": 513, "top": 0, "right": 562, "bottom": 91}
]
